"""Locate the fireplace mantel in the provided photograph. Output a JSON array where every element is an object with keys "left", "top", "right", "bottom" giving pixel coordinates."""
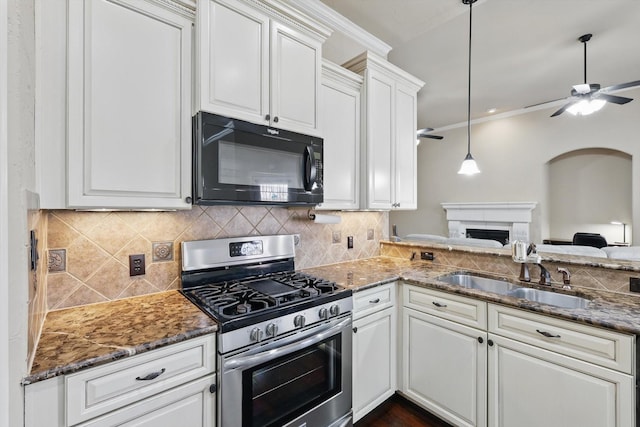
[{"left": 441, "top": 202, "right": 537, "bottom": 242}]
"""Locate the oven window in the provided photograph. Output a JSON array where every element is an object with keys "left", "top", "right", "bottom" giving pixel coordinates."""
[{"left": 242, "top": 336, "right": 342, "bottom": 427}]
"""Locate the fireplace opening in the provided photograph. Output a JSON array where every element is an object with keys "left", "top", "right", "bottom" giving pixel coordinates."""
[{"left": 466, "top": 228, "right": 509, "bottom": 245}]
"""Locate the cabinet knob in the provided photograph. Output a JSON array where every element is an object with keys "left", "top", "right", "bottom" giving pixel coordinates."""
[
  {"left": 265, "top": 114, "right": 270, "bottom": 121},
  {"left": 488, "top": 339, "right": 494, "bottom": 347},
  {"left": 209, "top": 384, "right": 217, "bottom": 394},
  {"left": 477, "top": 337, "right": 484, "bottom": 344},
  {"left": 185, "top": 196, "right": 192, "bottom": 204},
  {"left": 353, "top": 327, "right": 358, "bottom": 333},
  {"left": 273, "top": 116, "right": 279, "bottom": 123}
]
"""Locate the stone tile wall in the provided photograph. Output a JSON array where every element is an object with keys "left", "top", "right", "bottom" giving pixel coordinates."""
[
  {"left": 381, "top": 242, "right": 636, "bottom": 295},
  {"left": 45, "top": 207, "right": 388, "bottom": 310}
]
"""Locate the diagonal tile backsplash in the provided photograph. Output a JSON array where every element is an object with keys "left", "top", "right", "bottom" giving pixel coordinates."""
[{"left": 46, "top": 207, "right": 388, "bottom": 310}]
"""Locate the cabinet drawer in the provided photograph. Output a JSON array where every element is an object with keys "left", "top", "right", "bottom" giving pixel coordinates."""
[
  {"left": 353, "top": 282, "right": 395, "bottom": 319},
  {"left": 403, "top": 284, "right": 487, "bottom": 329},
  {"left": 488, "top": 304, "right": 634, "bottom": 374},
  {"left": 66, "top": 335, "right": 215, "bottom": 426}
]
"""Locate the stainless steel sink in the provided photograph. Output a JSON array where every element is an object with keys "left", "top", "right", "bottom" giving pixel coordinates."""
[
  {"left": 508, "top": 287, "right": 591, "bottom": 309},
  {"left": 436, "top": 272, "right": 591, "bottom": 309},
  {"left": 437, "top": 273, "right": 521, "bottom": 295}
]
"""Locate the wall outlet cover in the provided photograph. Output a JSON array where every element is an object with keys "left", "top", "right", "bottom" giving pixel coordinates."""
[
  {"left": 129, "top": 254, "right": 146, "bottom": 276},
  {"left": 630, "top": 277, "right": 640, "bottom": 293},
  {"left": 421, "top": 251, "right": 435, "bottom": 261},
  {"left": 332, "top": 231, "right": 341, "bottom": 244},
  {"left": 347, "top": 236, "right": 354, "bottom": 249},
  {"left": 367, "top": 229, "right": 374, "bottom": 240}
]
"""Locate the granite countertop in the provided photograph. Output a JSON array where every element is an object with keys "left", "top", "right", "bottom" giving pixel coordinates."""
[
  {"left": 26, "top": 256, "right": 640, "bottom": 386},
  {"left": 24, "top": 290, "right": 217, "bottom": 385},
  {"left": 304, "top": 256, "right": 640, "bottom": 335}
]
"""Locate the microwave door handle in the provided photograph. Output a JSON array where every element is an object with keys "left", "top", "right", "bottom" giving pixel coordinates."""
[{"left": 303, "top": 146, "right": 317, "bottom": 191}]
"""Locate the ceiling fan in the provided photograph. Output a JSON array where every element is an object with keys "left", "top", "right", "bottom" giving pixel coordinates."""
[
  {"left": 416, "top": 128, "right": 444, "bottom": 140},
  {"left": 549, "top": 33, "right": 640, "bottom": 117}
]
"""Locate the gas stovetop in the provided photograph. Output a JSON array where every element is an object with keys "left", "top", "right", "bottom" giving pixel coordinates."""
[
  {"left": 181, "top": 270, "right": 350, "bottom": 332},
  {"left": 180, "top": 235, "right": 353, "bottom": 349}
]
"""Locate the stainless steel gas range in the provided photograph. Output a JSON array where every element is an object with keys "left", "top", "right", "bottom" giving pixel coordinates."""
[{"left": 180, "top": 234, "right": 353, "bottom": 427}]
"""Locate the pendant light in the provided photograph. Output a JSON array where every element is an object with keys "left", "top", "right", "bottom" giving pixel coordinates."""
[{"left": 458, "top": 0, "right": 481, "bottom": 175}]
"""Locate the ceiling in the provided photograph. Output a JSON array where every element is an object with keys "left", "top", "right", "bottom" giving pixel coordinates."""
[{"left": 318, "top": 0, "right": 640, "bottom": 130}]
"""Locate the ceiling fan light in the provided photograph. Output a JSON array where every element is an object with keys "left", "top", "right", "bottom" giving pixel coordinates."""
[
  {"left": 567, "top": 99, "right": 606, "bottom": 116},
  {"left": 458, "top": 153, "right": 481, "bottom": 175}
]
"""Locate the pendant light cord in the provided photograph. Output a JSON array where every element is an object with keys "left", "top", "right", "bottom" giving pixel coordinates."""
[{"left": 466, "top": 0, "right": 472, "bottom": 155}]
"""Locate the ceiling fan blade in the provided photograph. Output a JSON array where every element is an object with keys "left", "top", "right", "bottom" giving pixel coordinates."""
[
  {"left": 422, "top": 134, "right": 444, "bottom": 140},
  {"left": 524, "top": 97, "right": 566, "bottom": 109},
  {"left": 601, "top": 80, "right": 640, "bottom": 92},
  {"left": 597, "top": 93, "right": 633, "bottom": 105},
  {"left": 417, "top": 128, "right": 444, "bottom": 140},
  {"left": 550, "top": 102, "right": 575, "bottom": 117}
]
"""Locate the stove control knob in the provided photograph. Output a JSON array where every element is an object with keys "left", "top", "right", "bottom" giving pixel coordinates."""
[
  {"left": 318, "top": 308, "right": 328, "bottom": 319},
  {"left": 250, "top": 327, "right": 263, "bottom": 342},
  {"left": 265, "top": 323, "right": 278, "bottom": 337},
  {"left": 294, "top": 315, "right": 306, "bottom": 328},
  {"left": 329, "top": 304, "right": 340, "bottom": 317}
]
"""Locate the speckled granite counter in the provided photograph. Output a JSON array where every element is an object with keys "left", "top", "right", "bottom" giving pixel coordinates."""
[
  {"left": 303, "top": 256, "right": 640, "bottom": 335},
  {"left": 24, "top": 290, "right": 217, "bottom": 385},
  {"left": 25, "top": 256, "right": 640, "bottom": 386}
]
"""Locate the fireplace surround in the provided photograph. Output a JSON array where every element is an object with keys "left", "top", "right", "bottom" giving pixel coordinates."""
[{"left": 441, "top": 202, "right": 537, "bottom": 243}]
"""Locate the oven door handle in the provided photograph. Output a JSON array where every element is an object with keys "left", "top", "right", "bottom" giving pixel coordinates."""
[{"left": 223, "top": 317, "right": 351, "bottom": 370}]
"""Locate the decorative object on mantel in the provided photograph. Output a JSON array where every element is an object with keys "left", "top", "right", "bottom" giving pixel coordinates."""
[
  {"left": 458, "top": 0, "right": 480, "bottom": 175},
  {"left": 307, "top": 209, "right": 341, "bottom": 224}
]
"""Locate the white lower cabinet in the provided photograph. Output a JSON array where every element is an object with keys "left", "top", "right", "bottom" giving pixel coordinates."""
[
  {"left": 24, "top": 335, "right": 216, "bottom": 427},
  {"left": 401, "top": 286, "right": 487, "bottom": 427},
  {"left": 400, "top": 283, "right": 636, "bottom": 427},
  {"left": 488, "top": 335, "right": 633, "bottom": 427},
  {"left": 352, "top": 283, "right": 397, "bottom": 422}
]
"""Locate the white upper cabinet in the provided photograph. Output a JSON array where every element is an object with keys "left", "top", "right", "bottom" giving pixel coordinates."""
[
  {"left": 37, "top": 0, "right": 194, "bottom": 209},
  {"left": 344, "top": 51, "right": 424, "bottom": 210},
  {"left": 196, "top": 0, "right": 330, "bottom": 136},
  {"left": 318, "top": 60, "right": 362, "bottom": 210}
]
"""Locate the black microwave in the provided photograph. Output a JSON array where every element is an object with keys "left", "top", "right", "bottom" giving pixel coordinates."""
[{"left": 192, "top": 112, "right": 323, "bottom": 206}]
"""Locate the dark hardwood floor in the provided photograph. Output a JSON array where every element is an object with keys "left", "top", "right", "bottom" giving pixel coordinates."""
[{"left": 354, "top": 394, "right": 453, "bottom": 427}]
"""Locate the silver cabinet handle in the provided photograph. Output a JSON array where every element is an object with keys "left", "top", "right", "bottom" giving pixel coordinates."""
[
  {"left": 136, "top": 368, "right": 165, "bottom": 381},
  {"left": 536, "top": 329, "right": 561, "bottom": 338}
]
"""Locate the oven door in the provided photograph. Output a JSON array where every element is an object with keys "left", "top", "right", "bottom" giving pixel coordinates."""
[
  {"left": 219, "top": 314, "right": 352, "bottom": 427},
  {"left": 193, "top": 112, "right": 323, "bottom": 206}
]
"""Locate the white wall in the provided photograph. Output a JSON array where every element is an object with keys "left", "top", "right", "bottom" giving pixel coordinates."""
[
  {"left": 390, "top": 86, "right": 640, "bottom": 245},
  {"left": 0, "top": 0, "right": 9, "bottom": 424},
  {"left": 4, "top": 0, "right": 36, "bottom": 425}
]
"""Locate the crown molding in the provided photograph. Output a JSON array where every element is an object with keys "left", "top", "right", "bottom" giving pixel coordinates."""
[{"left": 286, "top": 0, "right": 392, "bottom": 58}]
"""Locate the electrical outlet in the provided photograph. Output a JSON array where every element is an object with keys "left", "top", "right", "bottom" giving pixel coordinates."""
[
  {"left": 332, "top": 231, "right": 341, "bottom": 244},
  {"left": 420, "top": 251, "right": 435, "bottom": 261},
  {"left": 630, "top": 277, "right": 640, "bottom": 293},
  {"left": 129, "top": 254, "right": 145, "bottom": 276},
  {"left": 367, "top": 229, "right": 374, "bottom": 240},
  {"left": 347, "top": 236, "right": 354, "bottom": 249}
]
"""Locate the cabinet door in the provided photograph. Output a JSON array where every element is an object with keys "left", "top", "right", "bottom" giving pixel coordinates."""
[
  {"left": 393, "top": 81, "right": 418, "bottom": 210},
  {"left": 78, "top": 375, "right": 216, "bottom": 427},
  {"left": 488, "top": 334, "right": 634, "bottom": 427},
  {"left": 197, "top": 0, "right": 269, "bottom": 124},
  {"left": 67, "top": 0, "right": 192, "bottom": 209},
  {"left": 353, "top": 306, "right": 396, "bottom": 422},
  {"left": 363, "top": 69, "right": 394, "bottom": 209},
  {"left": 270, "top": 21, "right": 321, "bottom": 136},
  {"left": 319, "top": 65, "right": 361, "bottom": 210},
  {"left": 402, "top": 307, "right": 487, "bottom": 427}
]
